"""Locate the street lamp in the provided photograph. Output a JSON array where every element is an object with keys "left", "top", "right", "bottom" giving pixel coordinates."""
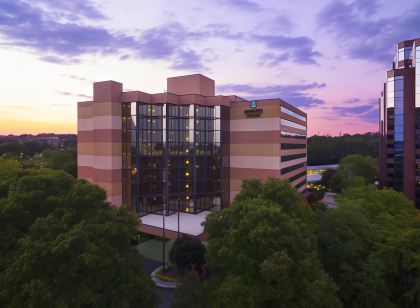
[
  {"left": 177, "top": 198, "right": 180, "bottom": 239},
  {"left": 162, "top": 202, "right": 166, "bottom": 274}
]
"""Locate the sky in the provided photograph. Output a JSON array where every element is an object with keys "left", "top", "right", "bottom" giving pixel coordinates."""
[{"left": 0, "top": 0, "right": 419, "bottom": 136}]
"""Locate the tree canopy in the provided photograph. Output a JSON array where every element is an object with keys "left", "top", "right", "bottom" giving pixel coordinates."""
[
  {"left": 203, "top": 178, "right": 341, "bottom": 307},
  {"left": 169, "top": 236, "right": 206, "bottom": 272},
  {"left": 324, "top": 155, "right": 378, "bottom": 192},
  {"left": 308, "top": 133, "right": 378, "bottom": 165},
  {"left": 0, "top": 165, "right": 158, "bottom": 307},
  {"left": 317, "top": 184, "right": 420, "bottom": 307}
]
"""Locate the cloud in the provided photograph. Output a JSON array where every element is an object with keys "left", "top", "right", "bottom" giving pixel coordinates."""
[
  {"left": 254, "top": 34, "right": 321, "bottom": 65},
  {"left": 0, "top": 0, "right": 321, "bottom": 70},
  {"left": 332, "top": 99, "right": 379, "bottom": 122},
  {"left": 78, "top": 94, "right": 93, "bottom": 100},
  {"left": 257, "top": 14, "right": 296, "bottom": 34},
  {"left": 0, "top": 1, "right": 134, "bottom": 60},
  {"left": 170, "top": 49, "right": 204, "bottom": 70},
  {"left": 136, "top": 22, "right": 197, "bottom": 59},
  {"left": 317, "top": 0, "right": 420, "bottom": 63},
  {"left": 55, "top": 90, "right": 72, "bottom": 96},
  {"left": 0, "top": 2, "right": 236, "bottom": 69},
  {"left": 55, "top": 90, "right": 92, "bottom": 100},
  {"left": 217, "top": 82, "right": 327, "bottom": 107},
  {"left": 23, "top": 0, "right": 106, "bottom": 21},
  {"left": 219, "top": 0, "right": 261, "bottom": 11},
  {"left": 40, "top": 56, "right": 80, "bottom": 65}
]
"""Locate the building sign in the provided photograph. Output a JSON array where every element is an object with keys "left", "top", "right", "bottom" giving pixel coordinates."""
[
  {"left": 244, "top": 108, "right": 263, "bottom": 118},
  {"left": 250, "top": 100, "right": 257, "bottom": 108}
]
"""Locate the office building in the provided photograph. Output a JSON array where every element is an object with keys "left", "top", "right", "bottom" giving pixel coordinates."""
[
  {"left": 78, "top": 74, "right": 307, "bottom": 237},
  {"left": 379, "top": 38, "right": 420, "bottom": 208}
]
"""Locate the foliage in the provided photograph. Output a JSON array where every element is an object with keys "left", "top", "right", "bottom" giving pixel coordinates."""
[
  {"left": 319, "top": 169, "right": 337, "bottom": 187},
  {"left": 319, "top": 185, "right": 420, "bottom": 307},
  {"left": 327, "top": 155, "right": 378, "bottom": 192},
  {"left": 0, "top": 166, "right": 158, "bottom": 307},
  {"left": 169, "top": 236, "right": 206, "bottom": 272},
  {"left": 172, "top": 271, "right": 208, "bottom": 308},
  {"left": 204, "top": 178, "right": 341, "bottom": 307},
  {"left": 307, "top": 191, "right": 325, "bottom": 204},
  {"left": 308, "top": 133, "right": 378, "bottom": 165},
  {"left": 20, "top": 149, "right": 77, "bottom": 177},
  {"left": 0, "top": 141, "right": 50, "bottom": 157}
]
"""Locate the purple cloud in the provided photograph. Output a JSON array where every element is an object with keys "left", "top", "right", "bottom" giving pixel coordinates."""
[
  {"left": 217, "top": 82, "right": 326, "bottom": 107},
  {"left": 318, "top": 0, "right": 420, "bottom": 63},
  {"left": 332, "top": 99, "right": 379, "bottom": 122},
  {"left": 0, "top": 1, "right": 134, "bottom": 58},
  {"left": 136, "top": 22, "right": 197, "bottom": 59},
  {"left": 24, "top": 0, "right": 106, "bottom": 20},
  {"left": 170, "top": 49, "right": 204, "bottom": 70},
  {"left": 0, "top": 2, "right": 236, "bottom": 69},
  {"left": 220, "top": 0, "right": 261, "bottom": 11},
  {"left": 0, "top": 0, "right": 321, "bottom": 70},
  {"left": 254, "top": 34, "right": 321, "bottom": 65}
]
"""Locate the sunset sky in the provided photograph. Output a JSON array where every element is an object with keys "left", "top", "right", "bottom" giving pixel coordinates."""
[{"left": 1, "top": 0, "right": 419, "bottom": 135}]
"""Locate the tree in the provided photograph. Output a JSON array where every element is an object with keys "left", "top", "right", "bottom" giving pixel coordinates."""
[
  {"left": 172, "top": 271, "right": 208, "bottom": 308},
  {"left": 317, "top": 205, "right": 391, "bottom": 306},
  {"left": 204, "top": 178, "right": 341, "bottom": 307},
  {"left": 169, "top": 236, "right": 206, "bottom": 273},
  {"left": 0, "top": 166, "right": 158, "bottom": 307},
  {"left": 319, "top": 168, "right": 336, "bottom": 188},
  {"left": 338, "top": 155, "right": 377, "bottom": 183},
  {"left": 307, "top": 133, "right": 378, "bottom": 165},
  {"left": 328, "top": 155, "right": 378, "bottom": 192},
  {"left": 41, "top": 149, "right": 77, "bottom": 177},
  {"left": 319, "top": 185, "right": 420, "bottom": 307},
  {"left": 338, "top": 186, "right": 420, "bottom": 307}
]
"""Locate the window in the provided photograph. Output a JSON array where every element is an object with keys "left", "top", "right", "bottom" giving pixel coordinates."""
[
  {"left": 281, "top": 143, "right": 306, "bottom": 150},
  {"left": 280, "top": 119, "right": 306, "bottom": 131},
  {"left": 280, "top": 106, "right": 306, "bottom": 122},
  {"left": 281, "top": 153, "right": 306, "bottom": 162},
  {"left": 288, "top": 171, "right": 306, "bottom": 182},
  {"left": 281, "top": 163, "right": 305, "bottom": 175},
  {"left": 295, "top": 179, "right": 306, "bottom": 189},
  {"left": 281, "top": 131, "right": 306, "bottom": 139}
]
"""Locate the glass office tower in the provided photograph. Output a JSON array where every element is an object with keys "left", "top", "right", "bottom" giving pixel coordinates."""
[
  {"left": 379, "top": 38, "right": 420, "bottom": 208},
  {"left": 122, "top": 102, "right": 227, "bottom": 216}
]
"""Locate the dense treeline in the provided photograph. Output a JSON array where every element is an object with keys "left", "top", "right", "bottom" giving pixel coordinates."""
[
  {"left": 174, "top": 155, "right": 420, "bottom": 307},
  {"left": 0, "top": 141, "right": 76, "bottom": 177},
  {"left": 0, "top": 159, "right": 158, "bottom": 307},
  {"left": 308, "top": 133, "right": 378, "bottom": 165}
]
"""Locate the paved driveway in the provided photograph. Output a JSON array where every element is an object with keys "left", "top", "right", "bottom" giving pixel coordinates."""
[{"left": 139, "top": 242, "right": 175, "bottom": 308}]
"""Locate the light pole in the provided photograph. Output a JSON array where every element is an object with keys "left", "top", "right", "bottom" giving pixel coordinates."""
[
  {"left": 162, "top": 203, "right": 166, "bottom": 274},
  {"left": 177, "top": 199, "right": 180, "bottom": 239}
]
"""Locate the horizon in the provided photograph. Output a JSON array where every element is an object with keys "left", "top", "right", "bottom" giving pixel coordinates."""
[{"left": 1, "top": 0, "right": 419, "bottom": 135}]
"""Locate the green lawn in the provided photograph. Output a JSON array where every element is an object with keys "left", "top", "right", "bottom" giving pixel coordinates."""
[{"left": 135, "top": 239, "right": 175, "bottom": 262}]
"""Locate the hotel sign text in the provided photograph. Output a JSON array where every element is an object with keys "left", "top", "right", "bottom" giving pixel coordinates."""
[{"left": 244, "top": 109, "right": 263, "bottom": 118}]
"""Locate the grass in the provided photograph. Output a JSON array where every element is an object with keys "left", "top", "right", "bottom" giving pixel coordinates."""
[{"left": 135, "top": 238, "right": 175, "bottom": 262}]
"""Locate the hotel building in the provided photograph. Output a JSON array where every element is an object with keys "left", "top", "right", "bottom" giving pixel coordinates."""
[
  {"left": 379, "top": 38, "right": 420, "bottom": 208},
  {"left": 78, "top": 74, "right": 307, "bottom": 237}
]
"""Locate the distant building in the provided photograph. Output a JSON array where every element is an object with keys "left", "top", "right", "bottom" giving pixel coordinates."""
[
  {"left": 379, "top": 38, "right": 420, "bottom": 208},
  {"left": 77, "top": 74, "right": 307, "bottom": 238},
  {"left": 33, "top": 135, "right": 60, "bottom": 146}
]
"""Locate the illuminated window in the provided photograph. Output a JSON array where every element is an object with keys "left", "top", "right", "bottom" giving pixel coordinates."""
[{"left": 186, "top": 160, "right": 189, "bottom": 164}]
